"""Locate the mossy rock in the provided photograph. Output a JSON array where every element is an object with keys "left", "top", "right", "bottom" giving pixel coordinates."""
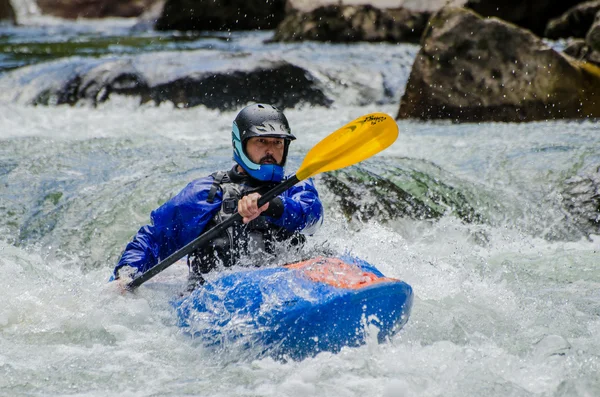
[{"left": 320, "top": 159, "right": 485, "bottom": 224}]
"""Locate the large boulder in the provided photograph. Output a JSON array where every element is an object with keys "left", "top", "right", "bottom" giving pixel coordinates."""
[
  {"left": 545, "top": 1, "right": 600, "bottom": 39},
  {"left": 465, "top": 0, "right": 589, "bottom": 37},
  {"left": 0, "top": 51, "right": 332, "bottom": 110},
  {"left": 35, "top": 0, "right": 161, "bottom": 19},
  {"left": 272, "top": 4, "right": 430, "bottom": 43},
  {"left": 155, "top": 0, "right": 286, "bottom": 31},
  {"left": 397, "top": 7, "right": 600, "bottom": 122},
  {"left": 0, "top": 0, "right": 15, "bottom": 22}
]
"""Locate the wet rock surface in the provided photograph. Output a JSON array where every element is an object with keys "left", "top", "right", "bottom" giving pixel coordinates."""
[
  {"left": 273, "top": 5, "right": 430, "bottom": 44},
  {"left": 397, "top": 7, "right": 600, "bottom": 122},
  {"left": 321, "top": 159, "right": 485, "bottom": 224},
  {"left": 285, "top": 0, "right": 467, "bottom": 13},
  {"left": 544, "top": 1, "right": 600, "bottom": 39},
  {"left": 0, "top": 51, "right": 332, "bottom": 110}
]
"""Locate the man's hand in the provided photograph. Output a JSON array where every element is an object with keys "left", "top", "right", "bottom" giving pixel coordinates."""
[
  {"left": 112, "top": 266, "right": 137, "bottom": 294},
  {"left": 238, "top": 192, "right": 269, "bottom": 224}
]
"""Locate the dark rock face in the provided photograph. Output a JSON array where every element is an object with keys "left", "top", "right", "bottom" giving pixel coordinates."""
[
  {"left": 558, "top": 13, "right": 600, "bottom": 67},
  {"left": 31, "top": 61, "right": 148, "bottom": 105},
  {"left": 466, "top": 0, "right": 589, "bottom": 37},
  {"left": 36, "top": 0, "right": 161, "bottom": 19},
  {"left": 565, "top": 39, "right": 590, "bottom": 58},
  {"left": 562, "top": 166, "right": 600, "bottom": 236},
  {"left": 0, "top": 0, "right": 15, "bottom": 22},
  {"left": 284, "top": 0, "right": 467, "bottom": 13},
  {"left": 32, "top": 60, "right": 150, "bottom": 107},
  {"left": 321, "top": 160, "right": 484, "bottom": 224},
  {"left": 587, "top": 12, "right": 600, "bottom": 51},
  {"left": 397, "top": 7, "right": 600, "bottom": 122},
  {"left": 0, "top": 52, "right": 332, "bottom": 110},
  {"left": 145, "top": 62, "right": 332, "bottom": 110},
  {"left": 545, "top": 1, "right": 600, "bottom": 39},
  {"left": 155, "top": 0, "right": 286, "bottom": 31},
  {"left": 273, "top": 4, "right": 430, "bottom": 43}
]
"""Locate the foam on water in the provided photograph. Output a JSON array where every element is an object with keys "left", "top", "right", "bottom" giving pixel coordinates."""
[{"left": 1, "top": 86, "right": 599, "bottom": 396}]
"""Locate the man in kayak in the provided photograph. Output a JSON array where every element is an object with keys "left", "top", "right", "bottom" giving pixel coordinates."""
[{"left": 112, "top": 103, "right": 324, "bottom": 290}]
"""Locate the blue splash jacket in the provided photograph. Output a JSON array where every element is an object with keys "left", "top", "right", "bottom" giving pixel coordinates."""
[{"left": 112, "top": 169, "right": 323, "bottom": 279}]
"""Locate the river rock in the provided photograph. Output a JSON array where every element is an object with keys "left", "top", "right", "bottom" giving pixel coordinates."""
[
  {"left": 320, "top": 160, "right": 484, "bottom": 224},
  {"left": 0, "top": 51, "right": 332, "bottom": 110},
  {"left": 562, "top": 37, "right": 600, "bottom": 67},
  {"left": 285, "top": 0, "right": 466, "bottom": 12},
  {"left": 35, "top": 0, "right": 161, "bottom": 19},
  {"left": 155, "top": 0, "right": 286, "bottom": 31},
  {"left": 564, "top": 39, "right": 589, "bottom": 59},
  {"left": 397, "top": 7, "right": 600, "bottom": 122},
  {"left": 545, "top": 1, "right": 600, "bottom": 39},
  {"left": 0, "top": 0, "right": 15, "bottom": 22},
  {"left": 587, "top": 11, "right": 600, "bottom": 51},
  {"left": 272, "top": 4, "right": 430, "bottom": 43},
  {"left": 465, "top": 0, "right": 589, "bottom": 37}
]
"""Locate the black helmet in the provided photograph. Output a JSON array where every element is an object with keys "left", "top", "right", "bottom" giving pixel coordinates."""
[{"left": 232, "top": 104, "right": 296, "bottom": 182}]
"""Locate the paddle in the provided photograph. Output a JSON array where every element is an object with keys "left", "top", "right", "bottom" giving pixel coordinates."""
[{"left": 126, "top": 112, "right": 399, "bottom": 290}]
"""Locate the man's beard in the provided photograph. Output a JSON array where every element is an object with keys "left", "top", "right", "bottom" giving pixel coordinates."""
[{"left": 259, "top": 155, "right": 279, "bottom": 165}]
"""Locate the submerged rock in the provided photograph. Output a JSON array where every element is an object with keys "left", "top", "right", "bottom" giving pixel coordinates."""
[
  {"left": 397, "top": 7, "right": 600, "bottom": 122},
  {"left": 32, "top": 60, "right": 150, "bottom": 107},
  {"left": 320, "top": 159, "right": 485, "bottom": 224},
  {"left": 0, "top": 51, "right": 332, "bottom": 109},
  {"left": 272, "top": 4, "right": 430, "bottom": 44},
  {"left": 155, "top": 0, "right": 286, "bottom": 31}
]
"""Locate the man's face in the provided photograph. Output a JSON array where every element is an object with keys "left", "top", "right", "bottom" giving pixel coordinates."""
[{"left": 245, "top": 137, "right": 285, "bottom": 165}]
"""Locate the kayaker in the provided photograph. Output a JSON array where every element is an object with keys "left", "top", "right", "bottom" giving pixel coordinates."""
[{"left": 111, "top": 103, "right": 324, "bottom": 290}]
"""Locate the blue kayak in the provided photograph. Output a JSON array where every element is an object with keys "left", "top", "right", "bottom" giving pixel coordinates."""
[{"left": 173, "top": 255, "right": 413, "bottom": 360}]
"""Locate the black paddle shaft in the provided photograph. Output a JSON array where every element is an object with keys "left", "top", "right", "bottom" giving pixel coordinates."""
[{"left": 126, "top": 175, "right": 300, "bottom": 290}]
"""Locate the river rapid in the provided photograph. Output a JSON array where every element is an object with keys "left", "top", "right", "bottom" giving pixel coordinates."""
[{"left": 1, "top": 15, "right": 599, "bottom": 397}]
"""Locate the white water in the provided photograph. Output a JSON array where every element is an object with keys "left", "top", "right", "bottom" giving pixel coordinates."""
[
  {"left": 1, "top": 99, "right": 599, "bottom": 396},
  {"left": 0, "top": 12, "right": 599, "bottom": 392}
]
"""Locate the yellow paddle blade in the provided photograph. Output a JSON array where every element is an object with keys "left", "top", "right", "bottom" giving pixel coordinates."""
[{"left": 296, "top": 113, "right": 399, "bottom": 181}]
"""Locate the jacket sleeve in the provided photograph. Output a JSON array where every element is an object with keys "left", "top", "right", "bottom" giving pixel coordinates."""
[
  {"left": 112, "top": 176, "right": 222, "bottom": 279},
  {"left": 267, "top": 177, "right": 323, "bottom": 234}
]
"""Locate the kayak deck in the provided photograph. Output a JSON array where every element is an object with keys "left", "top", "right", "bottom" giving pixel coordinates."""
[{"left": 173, "top": 255, "right": 413, "bottom": 360}]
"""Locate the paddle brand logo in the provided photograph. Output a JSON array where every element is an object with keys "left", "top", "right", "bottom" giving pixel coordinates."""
[{"left": 363, "top": 115, "right": 387, "bottom": 125}]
